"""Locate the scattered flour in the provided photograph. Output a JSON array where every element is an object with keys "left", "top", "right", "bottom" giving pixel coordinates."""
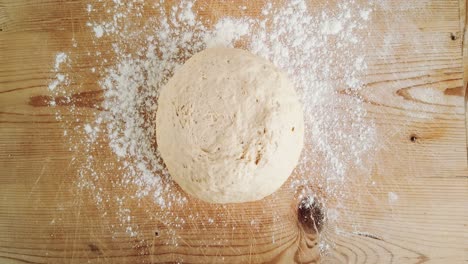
[
  {"left": 48, "top": 80, "right": 59, "bottom": 91},
  {"left": 320, "top": 19, "right": 344, "bottom": 35},
  {"left": 48, "top": 0, "right": 381, "bottom": 256},
  {"left": 388, "top": 192, "right": 399, "bottom": 203},
  {"left": 205, "top": 18, "right": 251, "bottom": 48},
  {"left": 49, "top": 53, "right": 69, "bottom": 91},
  {"left": 54, "top": 52, "right": 68, "bottom": 70},
  {"left": 360, "top": 9, "right": 371, "bottom": 20},
  {"left": 93, "top": 25, "right": 104, "bottom": 38}
]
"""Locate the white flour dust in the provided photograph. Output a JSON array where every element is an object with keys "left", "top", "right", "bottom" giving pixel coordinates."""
[{"left": 48, "top": 0, "right": 378, "bottom": 255}]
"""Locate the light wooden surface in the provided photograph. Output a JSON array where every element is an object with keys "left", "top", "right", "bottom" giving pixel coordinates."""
[{"left": 1, "top": 0, "right": 468, "bottom": 263}]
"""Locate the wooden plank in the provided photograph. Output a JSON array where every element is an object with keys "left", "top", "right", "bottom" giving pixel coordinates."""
[
  {"left": 0, "top": 0, "right": 467, "bottom": 263},
  {"left": 462, "top": 0, "right": 468, "bottom": 157}
]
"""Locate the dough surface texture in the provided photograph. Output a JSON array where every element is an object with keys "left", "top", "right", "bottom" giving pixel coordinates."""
[{"left": 156, "top": 48, "right": 304, "bottom": 203}]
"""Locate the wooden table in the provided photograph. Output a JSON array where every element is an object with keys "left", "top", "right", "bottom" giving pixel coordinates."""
[{"left": 1, "top": 0, "right": 467, "bottom": 263}]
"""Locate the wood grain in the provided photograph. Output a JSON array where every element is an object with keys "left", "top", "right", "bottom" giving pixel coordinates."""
[{"left": 1, "top": 0, "right": 467, "bottom": 263}]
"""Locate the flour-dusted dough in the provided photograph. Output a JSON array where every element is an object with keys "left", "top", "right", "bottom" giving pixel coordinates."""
[{"left": 156, "top": 48, "right": 304, "bottom": 203}]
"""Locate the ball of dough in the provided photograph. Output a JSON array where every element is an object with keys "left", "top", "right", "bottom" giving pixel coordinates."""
[{"left": 156, "top": 48, "right": 304, "bottom": 203}]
